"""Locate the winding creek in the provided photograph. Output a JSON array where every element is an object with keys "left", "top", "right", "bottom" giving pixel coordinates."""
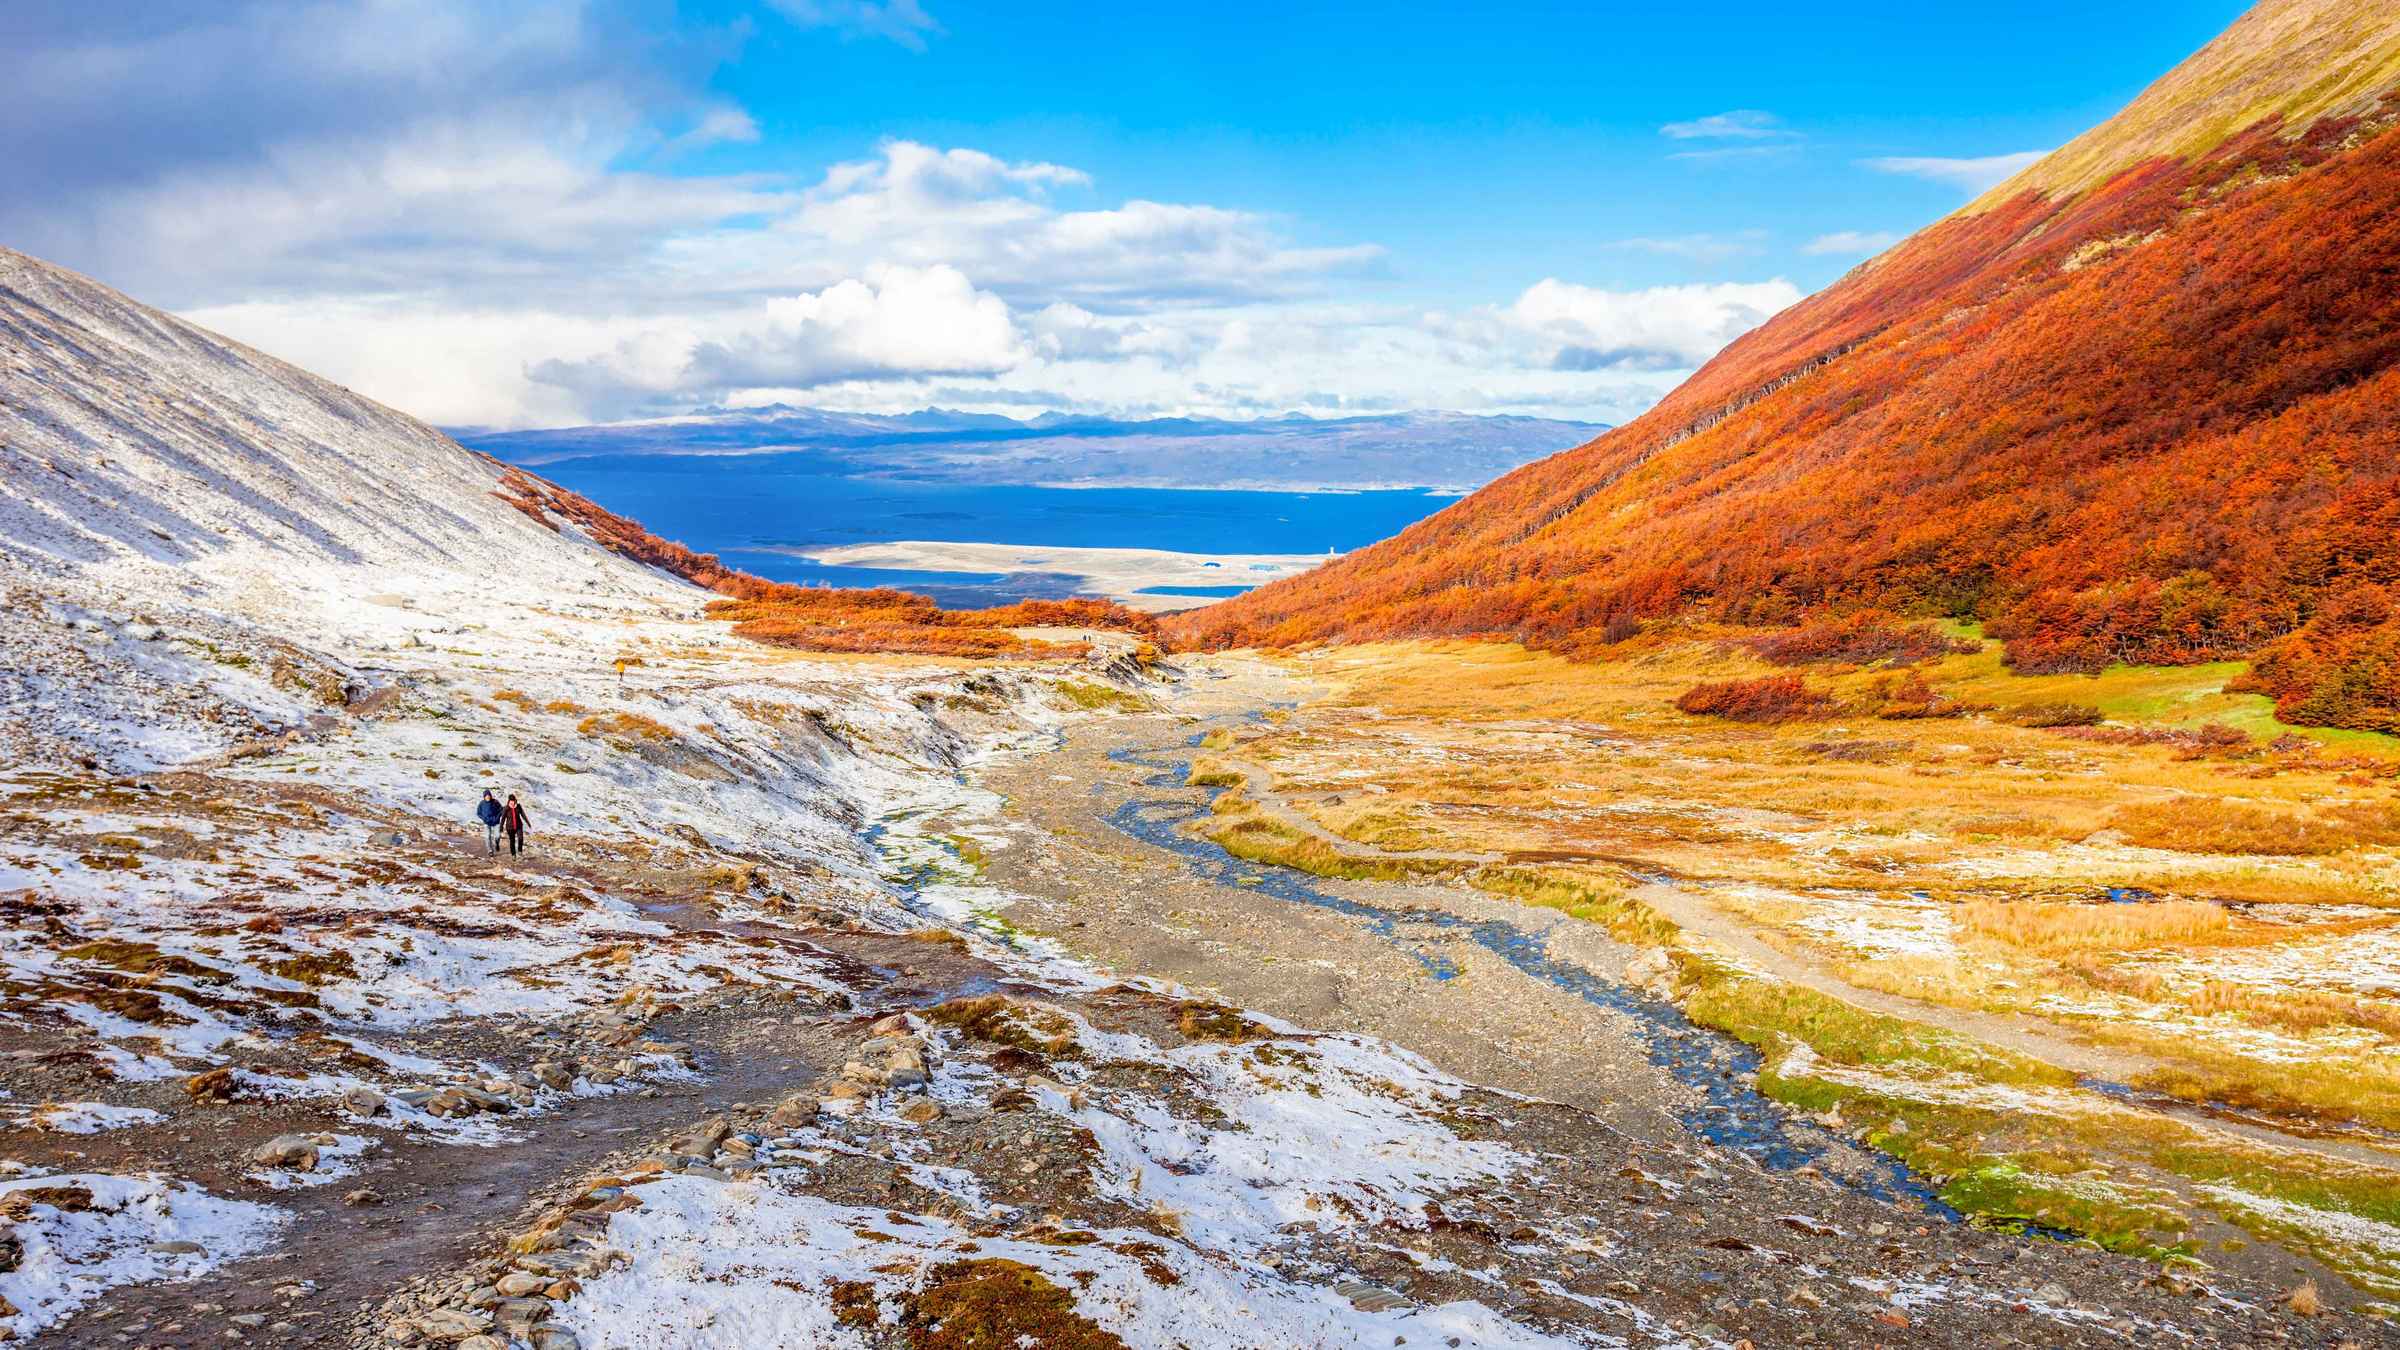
[{"left": 1100, "top": 729, "right": 1966, "bottom": 1218}]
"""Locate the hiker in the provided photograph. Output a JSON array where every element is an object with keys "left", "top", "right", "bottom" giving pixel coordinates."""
[
  {"left": 501, "top": 792, "right": 530, "bottom": 858},
  {"left": 475, "top": 789, "right": 503, "bottom": 854}
]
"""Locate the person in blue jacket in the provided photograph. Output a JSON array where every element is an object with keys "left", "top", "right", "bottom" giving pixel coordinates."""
[{"left": 476, "top": 789, "right": 504, "bottom": 854}]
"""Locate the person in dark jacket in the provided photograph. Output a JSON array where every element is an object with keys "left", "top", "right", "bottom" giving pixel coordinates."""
[
  {"left": 476, "top": 789, "right": 503, "bottom": 854},
  {"left": 500, "top": 793, "right": 530, "bottom": 858}
]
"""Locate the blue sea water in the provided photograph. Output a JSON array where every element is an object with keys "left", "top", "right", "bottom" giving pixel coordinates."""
[{"left": 528, "top": 452, "right": 1454, "bottom": 606}]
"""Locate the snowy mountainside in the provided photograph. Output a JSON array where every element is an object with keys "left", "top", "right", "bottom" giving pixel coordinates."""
[
  {"left": 0, "top": 246, "right": 704, "bottom": 770},
  {"left": 0, "top": 245, "right": 687, "bottom": 629}
]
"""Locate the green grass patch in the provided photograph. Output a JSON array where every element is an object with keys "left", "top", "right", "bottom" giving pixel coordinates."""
[
  {"left": 1760, "top": 1074, "right": 2196, "bottom": 1260},
  {"left": 1199, "top": 810, "right": 1456, "bottom": 884},
  {"left": 1681, "top": 965, "right": 2075, "bottom": 1089},
  {"left": 942, "top": 833, "right": 989, "bottom": 873},
  {"left": 1055, "top": 680, "right": 1148, "bottom": 712},
  {"left": 1468, "top": 866, "right": 1676, "bottom": 947},
  {"left": 1186, "top": 757, "right": 1245, "bottom": 788}
]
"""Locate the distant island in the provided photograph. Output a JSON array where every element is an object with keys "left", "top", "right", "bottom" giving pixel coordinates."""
[{"left": 454, "top": 406, "right": 1607, "bottom": 494}]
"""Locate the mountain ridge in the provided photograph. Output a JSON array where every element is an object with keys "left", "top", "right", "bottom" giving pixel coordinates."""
[
  {"left": 457, "top": 406, "right": 1609, "bottom": 493},
  {"left": 1168, "top": 0, "right": 2400, "bottom": 733}
]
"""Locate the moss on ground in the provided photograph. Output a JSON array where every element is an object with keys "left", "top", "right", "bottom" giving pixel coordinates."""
[{"left": 1056, "top": 680, "right": 1148, "bottom": 713}]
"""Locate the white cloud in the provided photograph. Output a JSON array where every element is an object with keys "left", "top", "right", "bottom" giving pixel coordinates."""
[
  {"left": 660, "top": 105, "right": 763, "bottom": 158},
  {"left": 1863, "top": 150, "right": 2048, "bottom": 193},
  {"left": 712, "top": 139, "right": 1379, "bottom": 311},
  {"left": 693, "top": 265, "right": 1022, "bottom": 388},
  {"left": 1660, "top": 110, "right": 1795, "bottom": 141},
  {"left": 1, "top": 4, "right": 1807, "bottom": 430},
  {"left": 1502, "top": 278, "right": 1803, "bottom": 371},
  {"left": 1801, "top": 229, "right": 1903, "bottom": 256},
  {"left": 768, "top": 0, "right": 942, "bottom": 50}
]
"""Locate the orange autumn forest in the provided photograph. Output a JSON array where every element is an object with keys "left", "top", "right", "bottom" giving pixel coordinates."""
[{"left": 1163, "top": 4, "right": 2400, "bottom": 732}]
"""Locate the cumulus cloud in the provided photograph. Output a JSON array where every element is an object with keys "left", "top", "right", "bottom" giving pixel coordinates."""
[
  {"left": 1863, "top": 150, "right": 2048, "bottom": 193},
  {"left": 0, "top": 0, "right": 773, "bottom": 308},
  {"left": 1801, "top": 229, "right": 1903, "bottom": 256},
  {"left": 4, "top": 1, "right": 1807, "bottom": 429},
  {"left": 717, "top": 139, "right": 1381, "bottom": 310},
  {"left": 1502, "top": 278, "right": 1803, "bottom": 371},
  {"left": 522, "top": 265, "right": 1024, "bottom": 414}
]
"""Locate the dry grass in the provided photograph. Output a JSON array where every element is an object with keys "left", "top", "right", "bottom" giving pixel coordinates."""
[
  {"left": 1958, "top": 899, "right": 2233, "bottom": 952},
  {"left": 2109, "top": 797, "right": 2400, "bottom": 856},
  {"left": 1199, "top": 803, "right": 1456, "bottom": 884},
  {"left": 1184, "top": 758, "right": 1244, "bottom": 789},
  {"left": 2065, "top": 960, "right": 2400, "bottom": 1038},
  {"left": 577, "top": 711, "right": 677, "bottom": 745}
]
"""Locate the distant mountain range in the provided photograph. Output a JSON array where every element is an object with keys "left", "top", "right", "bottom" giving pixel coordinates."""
[
  {"left": 1172, "top": 0, "right": 2400, "bottom": 734},
  {"left": 453, "top": 408, "right": 1608, "bottom": 493}
]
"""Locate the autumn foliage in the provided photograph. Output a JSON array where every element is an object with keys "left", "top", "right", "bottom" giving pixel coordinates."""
[
  {"left": 1674, "top": 675, "right": 1835, "bottom": 723},
  {"left": 1747, "top": 611, "right": 1973, "bottom": 668},
  {"left": 485, "top": 462, "right": 1155, "bottom": 658},
  {"left": 1167, "top": 93, "right": 2400, "bottom": 732}
]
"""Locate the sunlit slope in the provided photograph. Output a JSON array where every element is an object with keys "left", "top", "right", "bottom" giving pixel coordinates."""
[{"left": 1169, "top": 0, "right": 2400, "bottom": 731}]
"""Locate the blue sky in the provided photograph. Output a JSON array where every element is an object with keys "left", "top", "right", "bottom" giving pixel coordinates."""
[
  {"left": 680, "top": 1, "right": 2246, "bottom": 299},
  {"left": 4, "top": 0, "right": 2251, "bottom": 428}
]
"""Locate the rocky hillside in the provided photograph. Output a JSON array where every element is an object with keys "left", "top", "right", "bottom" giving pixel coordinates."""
[{"left": 1168, "top": 0, "right": 2400, "bottom": 732}]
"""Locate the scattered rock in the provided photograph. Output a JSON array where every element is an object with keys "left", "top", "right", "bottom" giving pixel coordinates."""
[
  {"left": 251, "top": 1133, "right": 327, "bottom": 1171},
  {"left": 185, "top": 1067, "right": 239, "bottom": 1104}
]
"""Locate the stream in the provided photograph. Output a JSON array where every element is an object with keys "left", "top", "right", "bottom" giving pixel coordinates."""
[{"left": 1103, "top": 731, "right": 1966, "bottom": 1217}]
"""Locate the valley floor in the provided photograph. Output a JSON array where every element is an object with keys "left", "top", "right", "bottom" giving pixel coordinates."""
[{"left": 0, "top": 593, "right": 2384, "bottom": 1346}]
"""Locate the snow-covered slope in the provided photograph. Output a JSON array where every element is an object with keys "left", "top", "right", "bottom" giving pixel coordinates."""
[
  {"left": 0, "top": 247, "right": 713, "bottom": 769},
  {"left": 0, "top": 245, "right": 690, "bottom": 631}
]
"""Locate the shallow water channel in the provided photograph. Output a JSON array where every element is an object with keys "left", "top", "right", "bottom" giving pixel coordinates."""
[{"left": 1103, "top": 731, "right": 1964, "bottom": 1217}]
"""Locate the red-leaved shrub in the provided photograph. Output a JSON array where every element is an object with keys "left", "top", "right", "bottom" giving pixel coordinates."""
[
  {"left": 1749, "top": 611, "right": 1974, "bottom": 667},
  {"left": 1675, "top": 675, "right": 1836, "bottom": 723}
]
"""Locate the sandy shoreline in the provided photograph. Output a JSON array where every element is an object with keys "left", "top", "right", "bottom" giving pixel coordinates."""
[{"left": 765, "top": 539, "right": 1334, "bottom": 609}]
